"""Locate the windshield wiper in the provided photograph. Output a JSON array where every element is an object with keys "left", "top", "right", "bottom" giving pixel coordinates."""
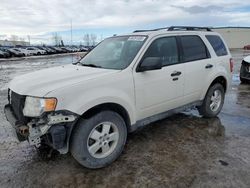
[
  {"left": 81, "top": 64, "right": 102, "bottom": 68},
  {"left": 72, "top": 61, "right": 80, "bottom": 65}
]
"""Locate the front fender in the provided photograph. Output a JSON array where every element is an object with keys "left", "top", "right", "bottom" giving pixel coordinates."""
[
  {"left": 75, "top": 89, "right": 136, "bottom": 125},
  {"left": 48, "top": 86, "right": 136, "bottom": 125}
]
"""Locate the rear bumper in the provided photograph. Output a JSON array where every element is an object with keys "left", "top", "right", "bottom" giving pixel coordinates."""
[{"left": 4, "top": 104, "right": 26, "bottom": 141}]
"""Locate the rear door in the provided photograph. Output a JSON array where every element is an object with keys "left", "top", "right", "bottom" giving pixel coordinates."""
[
  {"left": 205, "top": 34, "right": 232, "bottom": 78},
  {"left": 178, "top": 35, "right": 213, "bottom": 103}
]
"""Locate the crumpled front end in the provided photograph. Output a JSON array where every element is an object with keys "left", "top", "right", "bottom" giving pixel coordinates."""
[
  {"left": 4, "top": 89, "right": 79, "bottom": 154},
  {"left": 240, "top": 60, "right": 250, "bottom": 81}
]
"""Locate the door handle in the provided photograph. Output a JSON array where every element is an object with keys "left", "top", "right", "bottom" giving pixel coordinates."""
[
  {"left": 171, "top": 71, "right": 182, "bottom": 77},
  {"left": 205, "top": 64, "right": 213, "bottom": 69}
]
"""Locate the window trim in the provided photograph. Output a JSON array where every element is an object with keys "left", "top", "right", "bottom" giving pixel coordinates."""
[{"left": 178, "top": 35, "right": 211, "bottom": 63}]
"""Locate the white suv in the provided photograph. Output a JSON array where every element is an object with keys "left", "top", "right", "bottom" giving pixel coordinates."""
[
  {"left": 4, "top": 26, "right": 232, "bottom": 169},
  {"left": 25, "top": 47, "right": 47, "bottom": 55}
]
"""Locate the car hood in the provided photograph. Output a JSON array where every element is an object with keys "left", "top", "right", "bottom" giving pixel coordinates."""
[
  {"left": 9, "top": 64, "right": 119, "bottom": 96},
  {"left": 243, "top": 56, "right": 250, "bottom": 64}
]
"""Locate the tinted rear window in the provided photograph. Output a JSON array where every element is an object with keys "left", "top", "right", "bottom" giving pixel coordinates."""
[
  {"left": 206, "top": 35, "right": 228, "bottom": 56},
  {"left": 180, "top": 35, "right": 209, "bottom": 62}
]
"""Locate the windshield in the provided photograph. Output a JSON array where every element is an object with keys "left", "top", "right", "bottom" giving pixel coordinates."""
[{"left": 80, "top": 35, "right": 147, "bottom": 70}]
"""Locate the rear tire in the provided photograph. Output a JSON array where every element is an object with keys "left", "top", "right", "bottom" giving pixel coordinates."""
[
  {"left": 198, "top": 83, "right": 225, "bottom": 118},
  {"left": 70, "top": 111, "right": 127, "bottom": 169}
]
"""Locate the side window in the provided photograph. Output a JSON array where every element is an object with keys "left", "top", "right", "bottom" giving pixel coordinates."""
[
  {"left": 206, "top": 35, "right": 228, "bottom": 56},
  {"left": 180, "top": 35, "right": 209, "bottom": 62},
  {"left": 143, "top": 37, "right": 179, "bottom": 66}
]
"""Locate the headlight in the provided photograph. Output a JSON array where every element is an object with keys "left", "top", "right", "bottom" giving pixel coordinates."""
[{"left": 23, "top": 96, "right": 57, "bottom": 117}]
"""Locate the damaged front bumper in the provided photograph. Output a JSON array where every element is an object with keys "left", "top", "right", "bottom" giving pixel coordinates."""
[
  {"left": 240, "top": 60, "right": 250, "bottom": 80},
  {"left": 4, "top": 104, "right": 79, "bottom": 154}
]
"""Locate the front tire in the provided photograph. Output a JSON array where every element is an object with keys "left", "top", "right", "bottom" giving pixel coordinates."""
[
  {"left": 70, "top": 111, "right": 127, "bottom": 169},
  {"left": 198, "top": 83, "right": 225, "bottom": 118}
]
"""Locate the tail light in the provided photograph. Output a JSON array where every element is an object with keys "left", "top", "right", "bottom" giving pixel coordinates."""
[{"left": 230, "top": 58, "right": 234, "bottom": 73}]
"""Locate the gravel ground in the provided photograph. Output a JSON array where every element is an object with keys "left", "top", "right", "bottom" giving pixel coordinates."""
[{"left": 0, "top": 51, "right": 250, "bottom": 188}]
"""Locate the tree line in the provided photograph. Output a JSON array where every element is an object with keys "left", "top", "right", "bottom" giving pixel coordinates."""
[{"left": 52, "top": 33, "right": 103, "bottom": 46}]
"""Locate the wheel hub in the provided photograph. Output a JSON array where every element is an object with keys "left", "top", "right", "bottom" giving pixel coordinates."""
[
  {"left": 210, "top": 89, "right": 222, "bottom": 112},
  {"left": 87, "top": 122, "right": 119, "bottom": 159}
]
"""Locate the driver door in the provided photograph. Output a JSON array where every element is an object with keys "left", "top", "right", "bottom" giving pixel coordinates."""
[{"left": 133, "top": 36, "right": 185, "bottom": 120}]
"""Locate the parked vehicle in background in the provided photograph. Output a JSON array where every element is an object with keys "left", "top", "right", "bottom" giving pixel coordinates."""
[
  {"left": 49, "top": 47, "right": 64, "bottom": 53},
  {"left": 72, "top": 46, "right": 80, "bottom": 52},
  {"left": 0, "top": 49, "right": 11, "bottom": 58},
  {"left": 61, "top": 47, "right": 73, "bottom": 53},
  {"left": 0, "top": 50, "right": 6, "bottom": 58},
  {"left": 47, "top": 47, "right": 57, "bottom": 54},
  {"left": 59, "top": 47, "right": 68, "bottom": 53},
  {"left": 243, "top": 45, "right": 250, "bottom": 50},
  {"left": 88, "top": 46, "right": 95, "bottom": 51},
  {"left": 8, "top": 48, "right": 25, "bottom": 57},
  {"left": 240, "top": 56, "right": 250, "bottom": 83},
  {"left": 16, "top": 48, "right": 34, "bottom": 56},
  {"left": 0, "top": 48, "right": 11, "bottom": 58},
  {"left": 4, "top": 26, "right": 232, "bottom": 169},
  {"left": 80, "top": 47, "right": 89, "bottom": 52},
  {"left": 44, "top": 47, "right": 57, "bottom": 54},
  {"left": 36, "top": 47, "right": 53, "bottom": 54},
  {"left": 25, "top": 47, "right": 47, "bottom": 55}
]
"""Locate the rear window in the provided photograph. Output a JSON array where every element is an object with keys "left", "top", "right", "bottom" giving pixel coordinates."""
[
  {"left": 205, "top": 35, "right": 228, "bottom": 56},
  {"left": 180, "top": 35, "right": 209, "bottom": 62}
]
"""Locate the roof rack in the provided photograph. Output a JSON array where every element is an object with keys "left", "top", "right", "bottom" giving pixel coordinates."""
[
  {"left": 133, "top": 27, "right": 166, "bottom": 33},
  {"left": 133, "top": 26, "right": 212, "bottom": 33},
  {"left": 168, "top": 26, "right": 212, "bottom": 31}
]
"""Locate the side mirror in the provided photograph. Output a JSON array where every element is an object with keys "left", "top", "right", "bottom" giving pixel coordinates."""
[{"left": 137, "top": 57, "right": 162, "bottom": 72}]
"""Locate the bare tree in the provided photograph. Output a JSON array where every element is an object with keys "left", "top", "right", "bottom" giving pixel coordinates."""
[
  {"left": 83, "top": 34, "right": 90, "bottom": 46},
  {"left": 27, "top": 35, "right": 31, "bottom": 45},
  {"left": 10, "top": 35, "right": 19, "bottom": 45},
  {"left": 90, "top": 34, "right": 97, "bottom": 46},
  {"left": 10, "top": 35, "right": 19, "bottom": 41},
  {"left": 99, "top": 34, "right": 104, "bottom": 42},
  {"left": 52, "top": 33, "right": 62, "bottom": 46}
]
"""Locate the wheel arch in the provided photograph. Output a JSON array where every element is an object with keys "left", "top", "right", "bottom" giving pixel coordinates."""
[
  {"left": 81, "top": 102, "right": 131, "bottom": 131},
  {"left": 209, "top": 76, "right": 227, "bottom": 92},
  {"left": 70, "top": 102, "right": 132, "bottom": 140},
  {"left": 201, "top": 75, "right": 228, "bottom": 100}
]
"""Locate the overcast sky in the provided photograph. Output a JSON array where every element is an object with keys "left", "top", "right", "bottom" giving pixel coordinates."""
[{"left": 1, "top": 0, "right": 250, "bottom": 45}]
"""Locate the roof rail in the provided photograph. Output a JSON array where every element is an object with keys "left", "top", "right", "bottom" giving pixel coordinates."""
[
  {"left": 133, "top": 26, "right": 212, "bottom": 33},
  {"left": 168, "top": 26, "right": 212, "bottom": 31},
  {"left": 133, "top": 29, "right": 154, "bottom": 33},
  {"left": 133, "top": 27, "right": 169, "bottom": 33}
]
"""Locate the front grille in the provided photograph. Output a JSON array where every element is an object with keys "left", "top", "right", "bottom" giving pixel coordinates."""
[{"left": 10, "top": 90, "right": 27, "bottom": 124}]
